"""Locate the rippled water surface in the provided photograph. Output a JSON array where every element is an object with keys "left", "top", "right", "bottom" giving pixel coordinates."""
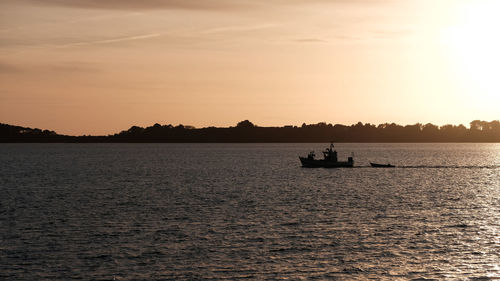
[{"left": 1, "top": 143, "right": 499, "bottom": 280}]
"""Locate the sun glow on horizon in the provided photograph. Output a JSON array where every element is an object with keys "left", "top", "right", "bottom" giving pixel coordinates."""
[{"left": 0, "top": 0, "right": 499, "bottom": 135}]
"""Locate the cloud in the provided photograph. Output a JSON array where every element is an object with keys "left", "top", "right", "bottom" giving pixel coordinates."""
[
  {"left": 201, "top": 24, "right": 279, "bottom": 34},
  {"left": 56, "top": 33, "right": 161, "bottom": 48},
  {"left": 0, "top": 32, "right": 162, "bottom": 53},
  {"left": 4, "top": 0, "right": 394, "bottom": 10},
  {"left": 294, "top": 38, "right": 328, "bottom": 43},
  {"left": 335, "top": 35, "right": 363, "bottom": 40},
  {"left": 0, "top": 63, "right": 20, "bottom": 74},
  {"left": 46, "top": 63, "right": 101, "bottom": 73},
  {"left": 6, "top": 0, "right": 243, "bottom": 10},
  {"left": 0, "top": 61, "right": 100, "bottom": 74}
]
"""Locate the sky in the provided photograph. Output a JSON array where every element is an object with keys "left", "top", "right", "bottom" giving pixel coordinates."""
[{"left": 1, "top": 0, "right": 499, "bottom": 135}]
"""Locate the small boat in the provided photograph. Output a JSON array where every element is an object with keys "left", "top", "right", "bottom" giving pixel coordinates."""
[
  {"left": 370, "top": 162, "right": 395, "bottom": 168},
  {"left": 299, "top": 143, "right": 354, "bottom": 168}
]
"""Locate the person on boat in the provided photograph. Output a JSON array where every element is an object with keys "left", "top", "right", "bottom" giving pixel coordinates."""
[
  {"left": 323, "top": 148, "right": 329, "bottom": 159},
  {"left": 322, "top": 143, "right": 338, "bottom": 161},
  {"left": 307, "top": 151, "right": 315, "bottom": 160}
]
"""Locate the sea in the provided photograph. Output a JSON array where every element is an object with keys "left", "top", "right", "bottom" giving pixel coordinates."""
[{"left": 1, "top": 143, "right": 499, "bottom": 280}]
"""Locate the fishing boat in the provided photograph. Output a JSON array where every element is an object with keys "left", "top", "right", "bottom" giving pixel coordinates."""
[
  {"left": 370, "top": 162, "right": 395, "bottom": 168},
  {"left": 299, "top": 143, "right": 354, "bottom": 168}
]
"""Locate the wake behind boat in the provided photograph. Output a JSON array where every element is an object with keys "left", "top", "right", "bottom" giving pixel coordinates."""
[
  {"left": 299, "top": 143, "right": 354, "bottom": 168},
  {"left": 370, "top": 162, "right": 395, "bottom": 168}
]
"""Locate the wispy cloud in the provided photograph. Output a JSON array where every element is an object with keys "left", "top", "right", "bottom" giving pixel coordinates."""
[
  {"left": 56, "top": 33, "right": 161, "bottom": 48},
  {"left": 0, "top": 62, "right": 20, "bottom": 74},
  {"left": 293, "top": 38, "right": 328, "bottom": 43},
  {"left": 47, "top": 63, "right": 101, "bottom": 73},
  {"left": 335, "top": 35, "right": 363, "bottom": 40},
  {"left": 201, "top": 24, "right": 279, "bottom": 34},
  {"left": 4, "top": 0, "right": 394, "bottom": 10},
  {"left": 6, "top": 0, "right": 241, "bottom": 10},
  {"left": 0, "top": 12, "right": 144, "bottom": 34},
  {"left": 0, "top": 61, "right": 101, "bottom": 74}
]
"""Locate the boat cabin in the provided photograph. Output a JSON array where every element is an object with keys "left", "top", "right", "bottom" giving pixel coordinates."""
[{"left": 322, "top": 143, "right": 338, "bottom": 162}]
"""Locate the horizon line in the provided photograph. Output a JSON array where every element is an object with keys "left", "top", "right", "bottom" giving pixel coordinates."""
[{"left": 2, "top": 119, "right": 499, "bottom": 137}]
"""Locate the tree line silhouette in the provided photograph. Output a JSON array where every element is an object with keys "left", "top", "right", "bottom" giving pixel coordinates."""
[{"left": 1, "top": 120, "right": 499, "bottom": 142}]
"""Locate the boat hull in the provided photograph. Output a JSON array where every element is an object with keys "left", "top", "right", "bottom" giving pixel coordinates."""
[{"left": 300, "top": 157, "right": 354, "bottom": 168}]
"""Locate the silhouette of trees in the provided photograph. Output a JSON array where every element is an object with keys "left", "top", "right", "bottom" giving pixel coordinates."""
[
  {"left": 1, "top": 120, "right": 500, "bottom": 142},
  {"left": 236, "top": 120, "right": 255, "bottom": 128},
  {"left": 0, "top": 123, "right": 70, "bottom": 142}
]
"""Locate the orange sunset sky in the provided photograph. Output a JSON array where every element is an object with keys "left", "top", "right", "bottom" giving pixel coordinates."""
[{"left": 1, "top": 0, "right": 499, "bottom": 135}]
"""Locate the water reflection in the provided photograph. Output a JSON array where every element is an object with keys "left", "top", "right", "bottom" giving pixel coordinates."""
[{"left": 0, "top": 143, "right": 499, "bottom": 279}]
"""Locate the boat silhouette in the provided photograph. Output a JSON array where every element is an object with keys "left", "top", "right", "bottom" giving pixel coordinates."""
[{"left": 299, "top": 143, "right": 354, "bottom": 168}]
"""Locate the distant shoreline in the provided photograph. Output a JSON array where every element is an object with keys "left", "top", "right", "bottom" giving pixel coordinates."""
[
  {"left": 2, "top": 120, "right": 499, "bottom": 143},
  {"left": 2, "top": 141, "right": 500, "bottom": 144}
]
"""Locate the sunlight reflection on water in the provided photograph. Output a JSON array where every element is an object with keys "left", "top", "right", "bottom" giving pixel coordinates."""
[{"left": 0, "top": 143, "right": 499, "bottom": 280}]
